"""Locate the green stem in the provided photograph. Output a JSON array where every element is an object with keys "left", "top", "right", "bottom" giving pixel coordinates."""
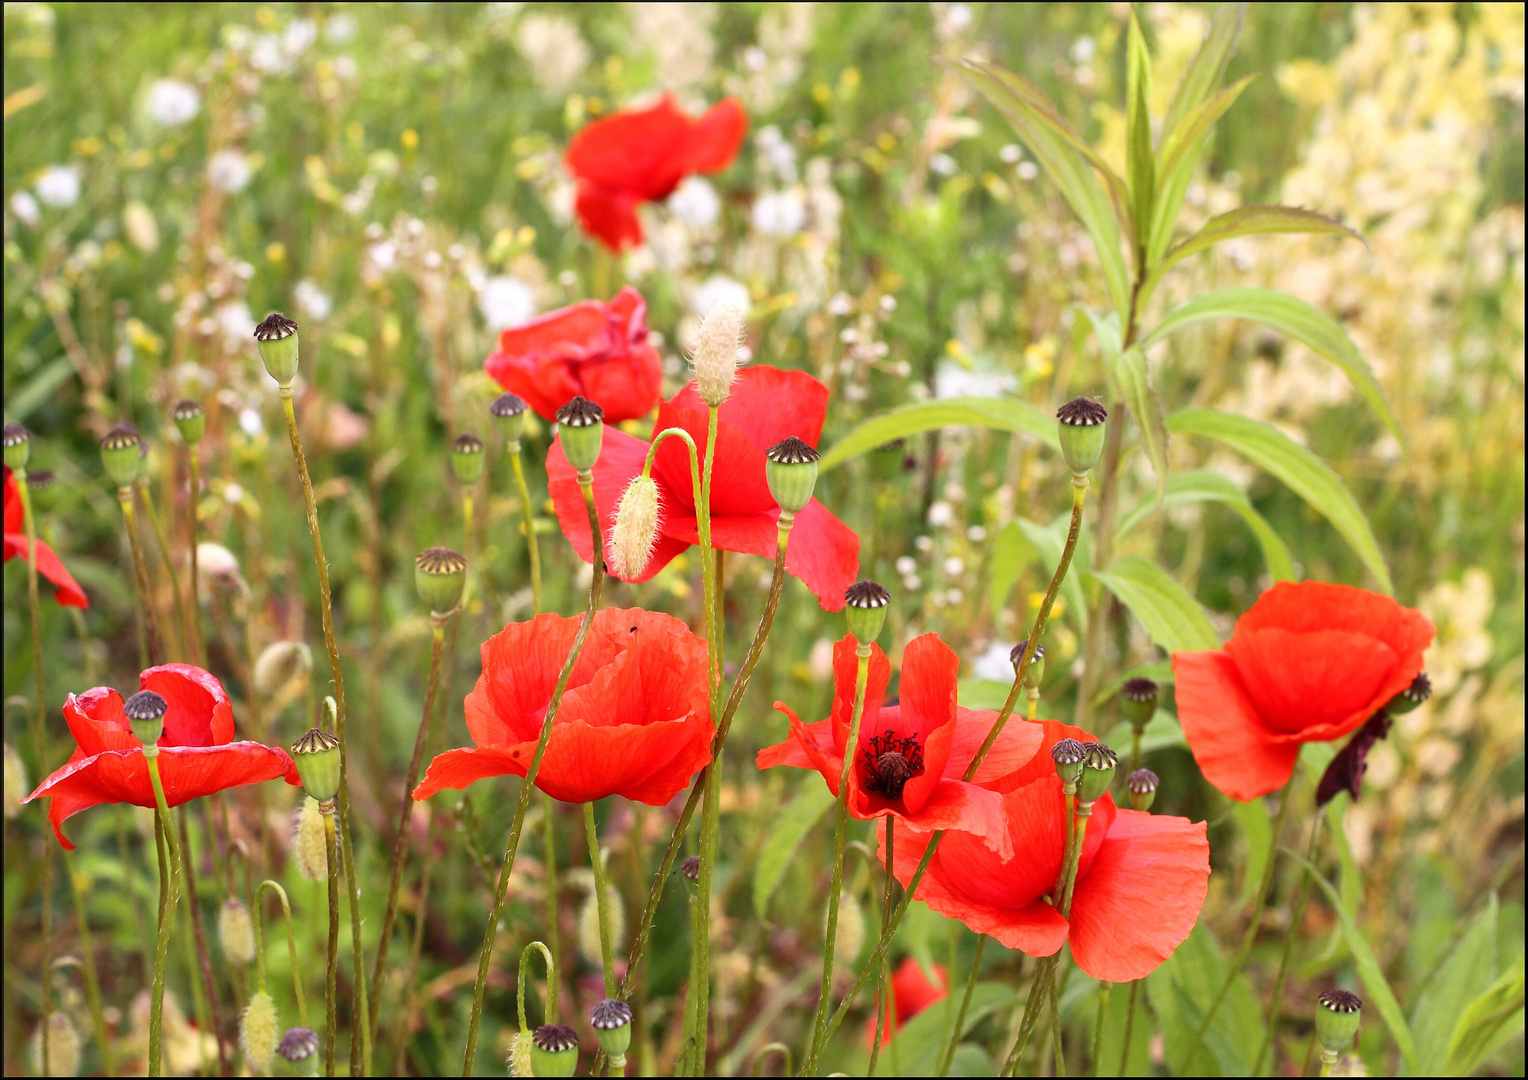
[
  {"left": 509, "top": 448, "right": 542, "bottom": 615},
  {"left": 64, "top": 851, "right": 115, "bottom": 1076},
  {"left": 544, "top": 793, "right": 561, "bottom": 1018},
  {"left": 1090, "top": 981, "right": 1111, "bottom": 1076},
  {"left": 255, "top": 880, "right": 308, "bottom": 1026},
  {"left": 322, "top": 806, "right": 340, "bottom": 1077},
  {"left": 937, "top": 936, "right": 988, "bottom": 1077},
  {"left": 867, "top": 816, "right": 895, "bottom": 1077},
  {"left": 1118, "top": 980, "right": 1140, "bottom": 1075},
  {"left": 188, "top": 449, "right": 203, "bottom": 661},
  {"left": 1250, "top": 811, "right": 1325, "bottom": 1075},
  {"left": 119, "top": 489, "right": 162, "bottom": 666},
  {"left": 518, "top": 941, "right": 556, "bottom": 1029},
  {"left": 149, "top": 810, "right": 175, "bottom": 1078},
  {"left": 584, "top": 803, "right": 618, "bottom": 998},
  {"left": 137, "top": 477, "right": 195, "bottom": 663},
  {"left": 1050, "top": 972, "right": 1067, "bottom": 1077},
  {"left": 177, "top": 806, "right": 229, "bottom": 1078}
]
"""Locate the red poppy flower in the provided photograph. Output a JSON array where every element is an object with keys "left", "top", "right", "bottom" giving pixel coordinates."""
[
  {"left": 756, "top": 634, "right": 1044, "bottom": 855},
  {"left": 4, "top": 466, "right": 87, "bottom": 608},
  {"left": 547, "top": 366, "right": 860, "bottom": 610},
  {"left": 864, "top": 958, "right": 948, "bottom": 1048},
  {"left": 413, "top": 607, "right": 712, "bottom": 806},
  {"left": 883, "top": 720, "right": 1210, "bottom": 983},
  {"left": 24, "top": 665, "right": 300, "bottom": 849},
  {"left": 565, "top": 95, "right": 747, "bottom": 250},
  {"left": 1173, "top": 581, "right": 1434, "bottom": 802},
  {"left": 485, "top": 287, "right": 663, "bottom": 424}
]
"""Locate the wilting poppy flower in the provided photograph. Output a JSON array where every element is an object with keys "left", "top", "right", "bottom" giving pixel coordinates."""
[
  {"left": 413, "top": 607, "right": 712, "bottom": 806},
  {"left": 485, "top": 287, "right": 663, "bottom": 424},
  {"left": 884, "top": 720, "right": 1210, "bottom": 983},
  {"left": 864, "top": 957, "right": 948, "bottom": 1048},
  {"left": 757, "top": 634, "right": 1044, "bottom": 854},
  {"left": 565, "top": 95, "right": 746, "bottom": 250},
  {"left": 24, "top": 665, "right": 300, "bottom": 849},
  {"left": 1315, "top": 711, "right": 1392, "bottom": 808},
  {"left": 1173, "top": 581, "right": 1433, "bottom": 802},
  {"left": 547, "top": 366, "right": 860, "bottom": 610},
  {"left": 4, "top": 466, "right": 87, "bottom": 608}
]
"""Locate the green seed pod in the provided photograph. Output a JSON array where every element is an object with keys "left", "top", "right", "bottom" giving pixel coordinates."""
[
  {"left": 844, "top": 580, "right": 891, "bottom": 645},
  {"left": 241, "top": 989, "right": 279, "bottom": 1072},
  {"left": 415, "top": 546, "right": 468, "bottom": 615},
  {"left": 218, "top": 897, "right": 257, "bottom": 966},
  {"left": 1076, "top": 742, "right": 1118, "bottom": 805},
  {"left": 590, "top": 998, "right": 634, "bottom": 1064},
  {"left": 276, "top": 1026, "right": 319, "bottom": 1065},
  {"left": 1051, "top": 738, "right": 1086, "bottom": 788},
  {"left": 507, "top": 1028, "right": 535, "bottom": 1076},
  {"left": 530, "top": 1023, "right": 579, "bottom": 1077},
  {"left": 1119, "top": 677, "right": 1158, "bottom": 729},
  {"left": 295, "top": 797, "right": 328, "bottom": 882},
  {"left": 290, "top": 728, "right": 342, "bottom": 803},
  {"left": 1011, "top": 640, "right": 1045, "bottom": 689},
  {"left": 172, "top": 399, "right": 206, "bottom": 446},
  {"left": 1056, "top": 397, "right": 1108, "bottom": 474},
  {"left": 1126, "top": 768, "right": 1159, "bottom": 812},
  {"left": 253, "top": 312, "right": 300, "bottom": 388},
  {"left": 26, "top": 470, "right": 60, "bottom": 514},
  {"left": 555, "top": 395, "right": 605, "bottom": 473},
  {"left": 100, "top": 423, "right": 145, "bottom": 488},
  {"left": 450, "top": 433, "right": 486, "bottom": 485},
  {"left": 490, "top": 391, "right": 529, "bottom": 450},
  {"left": 1384, "top": 672, "right": 1431, "bottom": 715},
  {"left": 124, "top": 689, "right": 168, "bottom": 748},
  {"left": 765, "top": 436, "right": 820, "bottom": 515},
  {"left": 1314, "top": 988, "right": 1362, "bottom": 1054},
  {"left": 3, "top": 423, "right": 30, "bottom": 471}
]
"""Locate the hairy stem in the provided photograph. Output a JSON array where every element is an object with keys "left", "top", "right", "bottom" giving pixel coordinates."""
[
  {"left": 137, "top": 478, "right": 195, "bottom": 663},
  {"left": 119, "top": 490, "right": 162, "bottom": 666},
  {"left": 177, "top": 807, "right": 229, "bottom": 1077},
  {"left": 867, "top": 817, "right": 896, "bottom": 1077},
  {"left": 1118, "top": 979, "right": 1141, "bottom": 1075},
  {"left": 188, "top": 449, "right": 203, "bottom": 660},
  {"left": 509, "top": 449, "right": 543, "bottom": 615},
  {"left": 937, "top": 935, "right": 988, "bottom": 1077},
  {"left": 322, "top": 806, "right": 340, "bottom": 1077}
]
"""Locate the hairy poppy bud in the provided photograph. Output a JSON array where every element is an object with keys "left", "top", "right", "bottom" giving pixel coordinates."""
[
  {"left": 450, "top": 433, "right": 486, "bottom": 485},
  {"left": 1126, "top": 768, "right": 1159, "bottom": 812},
  {"left": 831, "top": 891, "right": 865, "bottom": 967},
  {"left": 218, "top": 897, "right": 257, "bottom": 966},
  {"left": 1051, "top": 738, "right": 1087, "bottom": 787},
  {"left": 3, "top": 423, "right": 30, "bottom": 471},
  {"left": 415, "top": 546, "right": 468, "bottom": 615},
  {"left": 276, "top": 1026, "right": 319, "bottom": 1064},
  {"left": 5, "top": 743, "right": 27, "bottom": 821},
  {"left": 531, "top": 1023, "right": 579, "bottom": 1077},
  {"left": 507, "top": 1028, "right": 535, "bottom": 1076},
  {"left": 692, "top": 300, "right": 744, "bottom": 407},
  {"left": 125, "top": 689, "right": 168, "bottom": 749},
  {"left": 28, "top": 1013, "right": 80, "bottom": 1078},
  {"left": 172, "top": 399, "right": 206, "bottom": 446},
  {"left": 556, "top": 395, "right": 605, "bottom": 473},
  {"left": 1077, "top": 742, "right": 1118, "bottom": 804},
  {"left": 1315, "top": 989, "right": 1362, "bottom": 1054},
  {"left": 254, "top": 312, "right": 300, "bottom": 388},
  {"left": 291, "top": 728, "right": 342, "bottom": 803},
  {"left": 253, "top": 640, "right": 313, "bottom": 697},
  {"left": 100, "top": 423, "right": 145, "bottom": 488},
  {"left": 241, "top": 989, "right": 279, "bottom": 1072},
  {"left": 590, "top": 998, "right": 634, "bottom": 1064},
  {"left": 610, "top": 475, "right": 661, "bottom": 579},
  {"left": 490, "top": 391, "right": 528, "bottom": 450},
  {"left": 1384, "top": 672, "right": 1431, "bottom": 715},
  {"left": 1011, "top": 640, "right": 1045, "bottom": 688},
  {"left": 681, "top": 854, "right": 701, "bottom": 882},
  {"left": 1056, "top": 397, "right": 1107, "bottom": 474},
  {"left": 295, "top": 797, "right": 328, "bottom": 881},
  {"left": 844, "top": 580, "right": 891, "bottom": 645},
  {"left": 578, "top": 883, "right": 626, "bottom": 966},
  {"left": 1120, "top": 678, "right": 1158, "bottom": 729},
  {"left": 765, "top": 436, "right": 820, "bottom": 515}
]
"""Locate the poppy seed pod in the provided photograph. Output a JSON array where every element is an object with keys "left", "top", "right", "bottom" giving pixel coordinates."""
[
  {"left": 3, "top": 423, "right": 30, "bottom": 471},
  {"left": 450, "top": 433, "right": 486, "bottom": 485},
  {"left": 610, "top": 475, "right": 661, "bottom": 579},
  {"left": 253, "top": 312, "right": 300, "bottom": 388},
  {"left": 25, "top": 469, "right": 59, "bottom": 512},
  {"left": 555, "top": 395, "right": 605, "bottom": 473},
  {"left": 681, "top": 854, "right": 701, "bottom": 882},
  {"left": 1385, "top": 672, "right": 1431, "bottom": 715},
  {"left": 124, "top": 689, "right": 168, "bottom": 748},
  {"left": 1315, "top": 989, "right": 1362, "bottom": 1054},
  {"left": 295, "top": 797, "right": 328, "bottom": 881},
  {"left": 1120, "top": 677, "right": 1158, "bottom": 728},
  {"left": 290, "top": 727, "right": 342, "bottom": 803},
  {"left": 218, "top": 897, "right": 257, "bottom": 966},
  {"left": 1051, "top": 738, "right": 1087, "bottom": 787},
  {"left": 490, "top": 391, "right": 528, "bottom": 449},
  {"left": 765, "top": 436, "right": 820, "bottom": 515},
  {"left": 1011, "top": 640, "right": 1045, "bottom": 688},
  {"left": 171, "top": 399, "right": 206, "bottom": 445},
  {"left": 1077, "top": 742, "right": 1118, "bottom": 804},
  {"left": 507, "top": 1028, "right": 535, "bottom": 1076},
  {"left": 692, "top": 300, "right": 744, "bottom": 407},
  {"left": 530, "top": 1023, "right": 580, "bottom": 1077},
  {"left": 844, "top": 580, "right": 891, "bottom": 644},
  {"left": 1126, "top": 768, "right": 1159, "bottom": 812},
  {"left": 276, "top": 1026, "right": 319, "bottom": 1064},
  {"left": 1056, "top": 397, "right": 1108, "bottom": 474},
  {"left": 241, "top": 989, "right": 279, "bottom": 1072},
  {"left": 99, "top": 423, "right": 145, "bottom": 488},
  {"left": 415, "top": 546, "right": 468, "bottom": 615},
  {"left": 589, "top": 998, "right": 634, "bottom": 1063}
]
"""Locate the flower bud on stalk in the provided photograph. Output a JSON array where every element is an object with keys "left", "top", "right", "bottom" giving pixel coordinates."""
[
  {"left": 1315, "top": 989, "right": 1362, "bottom": 1055},
  {"left": 450, "top": 433, "right": 486, "bottom": 485},
  {"left": 3, "top": 422, "right": 30, "bottom": 471},
  {"left": 1126, "top": 768, "right": 1159, "bottom": 812},
  {"left": 765, "top": 436, "right": 820, "bottom": 517},
  {"left": 680, "top": 855, "right": 701, "bottom": 884},
  {"left": 291, "top": 728, "right": 342, "bottom": 804},
  {"left": 490, "top": 391, "right": 529, "bottom": 450},
  {"left": 241, "top": 989, "right": 279, "bottom": 1072},
  {"left": 692, "top": 300, "right": 744, "bottom": 407},
  {"left": 1076, "top": 742, "right": 1118, "bottom": 805},
  {"left": 1011, "top": 640, "right": 1045, "bottom": 688},
  {"left": 276, "top": 1026, "right": 319, "bottom": 1065},
  {"left": 590, "top": 998, "right": 634, "bottom": 1065},
  {"left": 124, "top": 690, "right": 168, "bottom": 750},
  {"left": 218, "top": 897, "right": 257, "bottom": 967},
  {"left": 171, "top": 399, "right": 206, "bottom": 446},
  {"left": 295, "top": 797, "right": 328, "bottom": 881},
  {"left": 1385, "top": 672, "right": 1431, "bottom": 715},
  {"left": 609, "top": 475, "right": 661, "bottom": 579},
  {"left": 1051, "top": 738, "right": 1087, "bottom": 789},
  {"left": 253, "top": 312, "right": 300, "bottom": 389},
  {"left": 531, "top": 1023, "right": 580, "bottom": 1077},
  {"left": 28, "top": 1013, "right": 80, "bottom": 1078},
  {"left": 1120, "top": 677, "right": 1158, "bottom": 729},
  {"left": 844, "top": 580, "right": 891, "bottom": 645},
  {"left": 556, "top": 395, "right": 605, "bottom": 473},
  {"left": 507, "top": 1029, "right": 535, "bottom": 1076},
  {"left": 415, "top": 546, "right": 468, "bottom": 616},
  {"left": 1056, "top": 397, "right": 1108, "bottom": 475},
  {"left": 100, "top": 424, "right": 145, "bottom": 489}
]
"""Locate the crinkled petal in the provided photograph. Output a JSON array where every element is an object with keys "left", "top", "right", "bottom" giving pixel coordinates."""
[
  {"left": 141, "top": 664, "right": 235, "bottom": 747},
  {"left": 678, "top": 98, "right": 748, "bottom": 175},
  {"left": 946, "top": 709, "right": 1046, "bottom": 791},
  {"left": 4, "top": 531, "right": 89, "bottom": 608},
  {"left": 1174, "top": 650, "right": 1300, "bottom": 801}
]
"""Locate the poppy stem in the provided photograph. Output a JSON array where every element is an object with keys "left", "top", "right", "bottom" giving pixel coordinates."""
[
  {"left": 544, "top": 793, "right": 562, "bottom": 1021},
  {"left": 937, "top": 935, "right": 988, "bottom": 1076},
  {"left": 118, "top": 487, "right": 162, "bottom": 667},
  {"left": 321, "top": 803, "right": 340, "bottom": 1077},
  {"left": 459, "top": 475, "right": 606, "bottom": 1076},
  {"left": 256, "top": 880, "right": 308, "bottom": 1026},
  {"left": 149, "top": 806, "right": 179, "bottom": 1078},
  {"left": 867, "top": 817, "right": 895, "bottom": 1076},
  {"left": 1089, "top": 981, "right": 1110, "bottom": 1076},
  {"left": 177, "top": 806, "right": 230, "bottom": 1078},
  {"left": 136, "top": 477, "right": 195, "bottom": 663},
  {"left": 518, "top": 940, "right": 556, "bottom": 1030},
  {"left": 1074, "top": 400, "right": 1129, "bottom": 729},
  {"left": 1250, "top": 810, "right": 1326, "bottom": 1075},
  {"left": 508, "top": 449, "right": 543, "bottom": 615},
  {"left": 187, "top": 446, "right": 203, "bottom": 661},
  {"left": 63, "top": 849, "right": 116, "bottom": 1077},
  {"left": 583, "top": 802, "right": 618, "bottom": 998},
  {"left": 1118, "top": 979, "right": 1141, "bottom": 1074}
]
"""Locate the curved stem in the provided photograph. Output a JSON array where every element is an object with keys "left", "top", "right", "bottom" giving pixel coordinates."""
[
  {"left": 937, "top": 936, "right": 988, "bottom": 1077},
  {"left": 509, "top": 448, "right": 542, "bottom": 615},
  {"left": 1089, "top": 981, "right": 1111, "bottom": 1076},
  {"left": 256, "top": 880, "right": 308, "bottom": 1026},
  {"left": 1250, "top": 811, "right": 1325, "bottom": 1075},
  {"left": 867, "top": 816, "right": 895, "bottom": 1077},
  {"left": 322, "top": 806, "right": 340, "bottom": 1077},
  {"left": 518, "top": 940, "right": 557, "bottom": 1029},
  {"left": 137, "top": 478, "right": 194, "bottom": 663},
  {"left": 119, "top": 490, "right": 162, "bottom": 666}
]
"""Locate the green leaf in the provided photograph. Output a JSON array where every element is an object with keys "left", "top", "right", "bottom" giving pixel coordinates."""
[
  {"left": 1113, "top": 346, "right": 1170, "bottom": 503},
  {"left": 1160, "top": 3, "right": 1248, "bottom": 144},
  {"left": 1167, "top": 409, "right": 1392, "bottom": 593},
  {"left": 1118, "top": 468, "right": 1296, "bottom": 583},
  {"left": 819, "top": 397, "right": 1057, "bottom": 473},
  {"left": 1091, "top": 555, "right": 1220, "bottom": 654},
  {"left": 881, "top": 981, "right": 1017, "bottom": 1076},
  {"left": 1016, "top": 516, "right": 1090, "bottom": 635},
  {"left": 1230, "top": 797, "right": 1273, "bottom": 913},
  {"left": 2, "top": 356, "right": 75, "bottom": 424},
  {"left": 752, "top": 782, "right": 835, "bottom": 917},
  {"left": 1149, "top": 74, "right": 1257, "bottom": 263},
  {"left": 1445, "top": 958, "right": 1525, "bottom": 1076},
  {"left": 1146, "top": 289, "right": 1401, "bottom": 443},
  {"left": 1414, "top": 896, "right": 1500, "bottom": 1073},
  {"left": 986, "top": 520, "right": 1038, "bottom": 614},
  {"left": 1125, "top": 12, "right": 1155, "bottom": 246},
  {"left": 1153, "top": 921, "right": 1264, "bottom": 1075}
]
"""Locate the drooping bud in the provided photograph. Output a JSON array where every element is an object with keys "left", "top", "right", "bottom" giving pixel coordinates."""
[
  {"left": 578, "top": 883, "right": 626, "bottom": 966},
  {"left": 253, "top": 640, "right": 313, "bottom": 696},
  {"left": 1011, "top": 640, "right": 1045, "bottom": 688},
  {"left": 507, "top": 1028, "right": 535, "bottom": 1076},
  {"left": 490, "top": 391, "right": 529, "bottom": 449},
  {"left": 1056, "top": 397, "right": 1108, "bottom": 474},
  {"left": 1126, "top": 768, "right": 1159, "bottom": 812},
  {"left": 27, "top": 1013, "right": 80, "bottom": 1078},
  {"left": 1119, "top": 678, "right": 1158, "bottom": 729},
  {"left": 1076, "top": 742, "right": 1118, "bottom": 804},
  {"left": 218, "top": 897, "right": 257, "bottom": 966},
  {"left": 415, "top": 546, "right": 468, "bottom": 615},
  {"left": 241, "top": 989, "right": 279, "bottom": 1072},
  {"left": 530, "top": 1023, "right": 580, "bottom": 1077},
  {"left": 609, "top": 475, "right": 661, "bottom": 580},
  {"left": 100, "top": 423, "right": 145, "bottom": 488},
  {"left": 1051, "top": 738, "right": 1087, "bottom": 787},
  {"left": 171, "top": 399, "right": 206, "bottom": 445},
  {"left": 691, "top": 300, "right": 744, "bottom": 407},
  {"left": 681, "top": 854, "right": 701, "bottom": 882},
  {"left": 555, "top": 395, "right": 605, "bottom": 472},
  {"left": 844, "top": 580, "right": 891, "bottom": 644},
  {"left": 290, "top": 728, "right": 342, "bottom": 803},
  {"left": 830, "top": 891, "right": 865, "bottom": 967},
  {"left": 765, "top": 436, "right": 820, "bottom": 515},
  {"left": 4, "top": 743, "right": 27, "bottom": 820},
  {"left": 276, "top": 1026, "right": 319, "bottom": 1064},
  {"left": 1314, "top": 989, "right": 1362, "bottom": 1054},
  {"left": 1384, "top": 672, "right": 1431, "bottom": 716},
  {"left": 3, "top": 423, "right": 30, "bottom": 471},
  {"left": 450, "top": 433, "right": 486, "bottom": 485},
  {"left": 589, "top": 998, "right": 634, "bottom": 1064},
  {"left": 295, "top": 797, "right": 329, "bottom": 881},
  {"left": 253, "top": 312, "right": 300, "bottom": 388},
  {"left": 124, "top": 689, "right": 168, "bottom": 748}
]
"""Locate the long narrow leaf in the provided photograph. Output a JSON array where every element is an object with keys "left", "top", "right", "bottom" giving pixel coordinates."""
[
  {"left": 1091, "top": 555, "right": 1220, "bottom": 653},
  {"left": 1149, "top": 74, "right": 1257, "bottom": 261},
  {"left": 1445, "top": 960, "right": 1526, "bottom": 1076},
  {"left": 1125, "top": 12, "right": 1156, "bottom": 247},
  {"left": 818, "top": 397, "right": 1057, "bottom": 472},
  {"left": 1161, "top": 3, "right": 1248, "bottom": 142},
  {"left": 1118, "top": 468, "right": 1296, "bottom": 582},
  {"left": 1113, "top": 345, "right": 1170, "bottom": 503}
]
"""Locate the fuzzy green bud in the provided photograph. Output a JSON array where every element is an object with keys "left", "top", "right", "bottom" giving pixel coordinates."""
[
  {"left": 295, "top": 797, "right": 328, "bottom": 881},
  {"left": 831, "top": 890, "right": 865, "bottom": 967},
  {"left": 765, "top": 436, "right": 820, "bottom": 515},
  {"left": 490, "top": 391, "right": 528, "bottom": 449},
  {"left": 254, "top": 312, "right": 300, "bottom": 388},
  {"left": 1315, "top": 989, "right": 1362, "bottom": 1054},
  {"left": 1119, "top": 677, "right": 1158, "bottom": 729},
  {"left": 1051, "top": 738, "right": 1086, "bottom": 788},
  {"left": 100, "top": 423, "right": 145, "bottom": 488},
  {"left": 590, "top": 998, "right": 634, "bottom": 1064},
  {"left": 218, "top": 897, "right": 257, "bottom": 966},
  {"left": 28, "top": 1013, "right": 80, "bottom": 1078},
  {"left": 691, "top": 300, "right": 744, "bottom": 407},
  {"left": 1126, "top": 768, "right": 1159, "bottom": 812},
  {"left": 1076, "top": 741, "right": 1118, "bottom": 805},
  {"left": 124, "top": 689, "right": 168, "bottom": 748},
  {"left": 450, "top": 433, "right": 486, "bottom": 484},
  {"left": 415, "top": 546, "right": 467, "bottom": 615},
  {"left": 1012, "top": 640, "right": 1045, "bottom": 688},
  {"left": 530, "top": 1023, "right": 579, "bottom": 1077},
  {"left": 241, "top": 989, "right": 280, "bottom": 1072},
  {"left": 3, "top": 423, "right": 30, "bottom": 471},
  {"left": 1384, "top": 672, "right": 1431, "bottom": 715},
  {"left": 507, "top": 1028, "right": 535, "bottom": 1076},
  {"left": 1056, "top": 397, "right": 1108, "bottom": 474},
  {"left": 555, "top": 395, "right": 604, "bottom": 473},
  {"left": 291, "top": 727, "right": 342, "bottom": 803},
  {"left": 844, "top": 580, "right": 890, "bottom": 645},
  {"left": 609, "top": 475, "right": 661, "bottom": 580},
  {"left": 171, "top": 399, "right": 206, "bottom": 445}
]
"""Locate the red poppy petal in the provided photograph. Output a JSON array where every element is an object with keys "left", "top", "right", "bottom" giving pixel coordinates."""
[
  {"left": 484, "top": 350, "right": 581, "bottom": 422},
  {"left": 1228, "top": 628, "right": 1403, "bottom": 738},
  {"left": 834, "top": 636, "right": 889, "bottom": 754},
  {"left": 782, "top": 499, "right": 860, "bottom": 613},
  {"left": 1068, "top": 809, "right": 1210, "bottom": 982},
  {"left": 960, "top": 784, "right": 1067, "bottom": 907},
  {"left": 575, "top": 184, "right": 645, "bottom": 252},
  {"left": 887, "top": 778, "right": 1013, "bottom": 857},
  {"left": 141, "top": 664, "right": 234, "bottom": 747},
  {"left": 652, "top": 400, "right": 775, "bottom": 517},
  {"left": 756, "top": 714, "right": 836, "bottom": 773},
  {"left": 670, "top": 367, "right": 830, "bottom": 453},
  {"left": 412, "top": 745, "right": 525, "bottom": 801},
  {"left": 63, "top": 689, "right": 138, "bottom": 757},
  {"left": 464, "top": 614, "right": 585, "bottom": 748},
  {"left": 1237, "top": 581, "right": 1434, "bottom": 658},
  {"left": 522, "top": 715, "right": 715, "bottom": 805},
  {"left": 5, "top": 531, "right": 90, "bottom": 608},
  {"left": 896, "top": 635, "right": 959, "bottom": 813},
  {"left": 1173, "top": 650, "right": 1301, "bottom": 801},
  {"left": 565, "top": 97, "right": 692, "bottom": 195},
  {"left": 946, "top": 709, "right": 1046, "bottom": 791},
  {"left": 576, "top": 341, "right": 663, "bottom": 424},
  {"left": 999, "top": 719, "right": 1102, "bottom": 790},
  {"left": 678, "top": 98, "right": 748, "bottom": 175},
  {"left": 3, "top": 468, "right": 20, "bottom": 534},
  {"left": 559, "top": 609, "right": 710, "bottom": 732}
]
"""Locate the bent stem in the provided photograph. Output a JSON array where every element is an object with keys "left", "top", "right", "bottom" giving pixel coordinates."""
[
  {"left": 118, "top": 488, "right": 162, "bottom": 666},
  {"left": 459, "top": 474, "right": 606, "bottom": 1075},
  {"left": 1250, "top": 811, "right": 1326, "bottom": 1075},
  {"left": 937, "top": 935, "right": 988, "bottom": 1077},
  {"left": 255, "top": 879, "right": 309, "bottom": 1026},
  {"left": 509, "top": 448, "right": 543, "bottom": 615},
  {"left": 321, "top": 804, "right": 340, "bottom": 1077}
]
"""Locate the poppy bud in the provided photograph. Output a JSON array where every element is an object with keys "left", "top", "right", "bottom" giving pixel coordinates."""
[
  {"left": 681, "top": 854, "right": 701, "bottom": 883},
  {"left": 1315, "top": 988, "right": 1362, "bottom": 1054},
  {"left": 1126, "top": 768, "right": 1159, "bottom": 812},
  {"left": 530, "top": 1023, "right": 579, "bottom": 1077},
  {"left": 124, "top": 689, "right": 168, "bottom": 749},
  {"left": 556, "top": 395, "right": 605, "bottom": 473},
  {"left": 765, "top": 436, "right": 820, "bottom": 515},
  {"left": 3, "top": 423, "right": 30, "bottom": 471},
  {"left": 1384, "top": 672, "right": 1431, "bottom": 715},
  {"left": 507, "top": 1028, "right": 535, "bottom": 1076},
  {"left": 1056, "top": 397, "right": 1108, "bottom": 474},
  {"left": 218, "top": 897, "right": 257, "bottom": 966},
  {"left": 1119, "top": 678, "right": 1158, "bottom": 729},
  {"left": 276, "top": 1026, "right": 319, "bottom": 1064},
  {"left": 254, "top": 312, "right": 300, "bottom": 388},
  {"left": 5, "top": 743, "right": 27, "bottom": 821},
  {"left": 291, "top": 728, "right": 342, "bottom": 803},
  {"left": 415, "top": 546, "right": 468, "bottom": 615},
  {"left": 172, "top": 399, "right": 206, "bottom": 446},
  {"left": 253, "top": 640, "right": 313, "bottom": 697},
  {"left": 844, "top": 580, "right": 891, "bottom": 645},
  {"left": 490, "top": 391, "right": 528, "bottom": 450},
  {"left": 578, "top": 883, "right": 626, "bottom": 965},
  {"left": 610, "top": 475, "right": 661, "bottom": 579},
  {"left": 450, "top": 433, "right": 486, "bottom": 485},
  {"left": 1051, "top": 738, "right": 1087, "bottom": 787},
  {"left": 589, "top": 998, "right": 634, "bottom": 1064},
  {"left": 831, "top": 891, "right": 865, "bottom": 967},
  {"left": 1076, "top": 742, "right": 1118, "bottom": 805},
  {"left": 241, "top": 989, "right": 279, "bottom": 1073},
  {"left": 295, "top": 797, "right": 328, "bottom": 881},
  {"left": 100, "top": 423, "right": 145, "bottom": 488},
  {"left": 1011, "top": 640, "right": 1045, "bottom": 688},
  {"left": 692, "top": 300, "right": 744, "bottom": 408},
  {"left": 28, "top": 1013, "right": 80, "bottom": 1078}
]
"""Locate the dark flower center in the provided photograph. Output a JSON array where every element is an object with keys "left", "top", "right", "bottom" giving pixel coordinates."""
[{"left": 860, "top": 730, "right": 925, "bottom": 800}]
